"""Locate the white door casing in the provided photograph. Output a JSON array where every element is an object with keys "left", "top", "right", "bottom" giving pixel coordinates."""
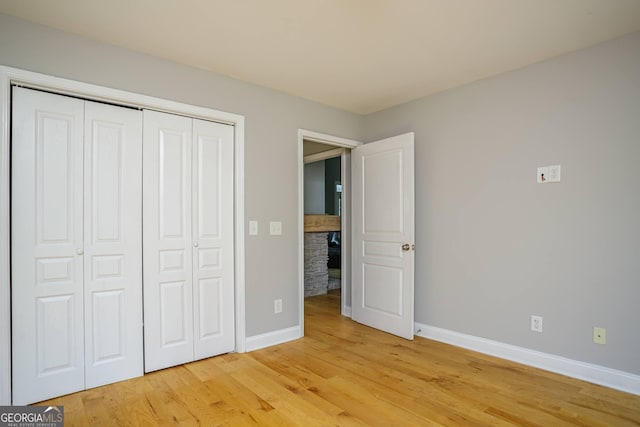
[
  {"left": 83, "top": 101, "right": 143, "bottom": 389},
  {"left": 11, "top": 87, "right": 86, "bottom": 404},
  {"left": 351, "top": 133, "right": 415, "bottom": 340},
  {"left": 143, "top": 111, "right": 235, "bottom": 372}
]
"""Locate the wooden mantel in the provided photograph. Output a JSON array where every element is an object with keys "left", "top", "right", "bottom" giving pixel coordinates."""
[{"left": 304, "top": 215, "right": 340, "bottom": 232}]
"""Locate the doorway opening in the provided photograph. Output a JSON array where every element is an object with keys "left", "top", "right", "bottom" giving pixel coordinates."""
[
  {"left": 304, "top": 147, "right": 342, "bottom": 298},
  {"left": 297, "top": 130, "right": 361, "bottom": 337}
]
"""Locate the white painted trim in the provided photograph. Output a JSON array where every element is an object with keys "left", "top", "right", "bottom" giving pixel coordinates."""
[
  {"left": 0, "top": 70, "right": 11, "bottom": 406},
  {"left": 297, "top": 134, "right": 305, "bottom": 339},
  {"left": 303, "top": 148, "right": 343, "bottom": 164},
  {"left": 300, "top": 129, "right": 362, "bottom": 149},
  {"left": 297, "top": 130, "right": 361, "bottom": 340},
  {"left": 245, "top": 326, "right": 301, "bottom": 352},
  {"left": 415, "top": 323, "right": 640, "bottom": 396},
  {"left": 340, "top": 149, "right": 351, "bottom": 318},
  {"left": 0, "top": 65, "right": 246, "bottom": 403},
  {"left": 5, "top": 68, "right": 240, "bottom": 125},
  {"left": 234, "top": 118, "right": 246, "bottom": 353}
]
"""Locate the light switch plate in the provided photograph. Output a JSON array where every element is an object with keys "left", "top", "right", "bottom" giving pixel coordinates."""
[
  {"left": 249, "top": 220, "right": 258, "bottom": 236},
  {"left": 537, "top": 164, "right": 561, "bottom": 183},
  {"left": 537, "top": 166, "right": 549, "bottom": 184},
  {"left": 547, "top": 164, "right": 561, "bottom": 182},
  {"left": 269, "top": 221, "right": 282, "bottom": 235}
]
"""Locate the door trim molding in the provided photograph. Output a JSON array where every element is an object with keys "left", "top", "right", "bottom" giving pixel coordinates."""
[
  {"left": 297, "top": 129, "right": 361, "bottom": 337},
  {"left": 0, "top": 65, "right": 246, "bottom": 404},
  {"left": 303, "top": 147, "right": 343, "bottom": 164}
]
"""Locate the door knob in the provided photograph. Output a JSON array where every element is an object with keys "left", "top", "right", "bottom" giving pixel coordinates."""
[
  {"left": 76, "top": 249, "right": 84, "bottom": 255},
  {"left": 402, "top": 243, "right": 411, "bottom": 251},
  {"left": 193, "top": 242, "right": 199, "bottom": 248}
]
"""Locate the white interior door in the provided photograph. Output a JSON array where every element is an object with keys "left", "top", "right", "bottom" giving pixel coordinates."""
[
  {"left": 11, "top": 87, "right": 85, "bottom": 404},
  {"left": 143, "top": 110, "right": 194, "bottom": 372},
  {"left": 351, "top": 133, "right": 415, "bottom": 340},
  {"left": 192, "top": 119, "right": 235, "bottom": 360},
  {"left": 83, "top": 101, "right": 143, "bottom": 388}
]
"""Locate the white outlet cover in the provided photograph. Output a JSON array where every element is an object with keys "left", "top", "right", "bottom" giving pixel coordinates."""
[{"left": 531, "top": 315, "right": 543, "bottom": 332}]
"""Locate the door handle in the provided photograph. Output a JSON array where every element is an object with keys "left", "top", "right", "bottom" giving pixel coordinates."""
[
  {"left": 402, "top": 243, "right": 411, "bottom": 251},
  {"left": 193, "top": 242, "right": 199, "bottom": 248},
  {"left": 76, "top": 249, "right": 84, "bottom": 255}
]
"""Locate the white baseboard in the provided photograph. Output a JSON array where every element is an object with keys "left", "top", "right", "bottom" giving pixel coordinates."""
[
  {"left": 246, "top": 326, "right": 301, "bottom": 352},
  {"left": 415, "top": 323, "right": 640, "bottom": 396}
]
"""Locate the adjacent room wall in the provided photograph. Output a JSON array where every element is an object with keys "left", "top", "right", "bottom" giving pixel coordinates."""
[
  {"left": 304, "top": 161, "right": 326, "bottom": 214},
  {"left": 0, "top": 13, "right": 364, "bottom": 338},
  {"left": 364, "top": 31, "right": 640, "bottom": 375},
  {"left": 324, "top": 157, "right": 341, "bottom": 215}
]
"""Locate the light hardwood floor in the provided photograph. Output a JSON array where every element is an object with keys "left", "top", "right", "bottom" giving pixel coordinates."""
[{"left": 40, "top": 292, "right": 640, "bottom": 426}]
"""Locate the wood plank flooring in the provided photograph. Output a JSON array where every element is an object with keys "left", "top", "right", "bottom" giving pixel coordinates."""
[{"left": 40, "top": 292, "right": 640, "bottom": 426}]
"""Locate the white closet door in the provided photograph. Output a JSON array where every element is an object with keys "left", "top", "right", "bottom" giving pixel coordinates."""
[
  {"left": 84, "top": 102, "right": 143, "bottom": 388},
  {"left": 11, "top": 88, "right": 85, "bottom": 404},
  {"left": 143, "top": 110, "right": 194, "bottom": 372},
  {"left": 192, "top": 119, "right": 235, "bottom": 360}
]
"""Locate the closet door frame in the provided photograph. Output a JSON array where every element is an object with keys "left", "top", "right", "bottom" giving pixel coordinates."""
[{"left": 0, "top": 66, "right": 247, "bottom": 405}]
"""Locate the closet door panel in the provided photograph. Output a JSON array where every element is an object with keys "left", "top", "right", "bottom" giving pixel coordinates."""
[
  {"left": 143, "top": 110, "right": 194, "bottom": 372},
  {"left": 84, "top": 102, "right": 143, "bottom": 388},
  {"left": 192, "top": 119, "right": 235, "bottom": 360},
  {"left": 11, "top": 88, "right": 85, "bottom": 405}
]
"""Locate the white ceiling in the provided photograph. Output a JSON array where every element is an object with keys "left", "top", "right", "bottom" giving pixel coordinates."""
[{"left": 2, "top": 0, "right": 640, "bottom": 114}]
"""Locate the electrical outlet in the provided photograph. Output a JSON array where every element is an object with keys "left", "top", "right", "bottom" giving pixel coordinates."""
[
  {"left": 531, "top": 315, "right": 543, "bottom": 333},
  {"left": 274, "top": 299, "right": 283, "bottom": 314},
  {"left": 594, "top": 327, "right": 606, "bottom": 345}
]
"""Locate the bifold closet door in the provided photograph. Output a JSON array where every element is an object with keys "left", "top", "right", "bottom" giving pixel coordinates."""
[
  {"left": 11, "top": 87, "right": 143, "bottom": 405},
  {"left": 143, "top": 111, "right": 195, "bottom": 372},
  {"left": 83, "top": 102, "right": 143, "bottom": 389},
  {"left": 143, "top": 110, "right": 235, "bottom": 373},
  {"left": 191, "top": 118, "right": 235, "bottom": 360},
  {"left": 12, "top": 88, "right": 85, "bottom": 405}
]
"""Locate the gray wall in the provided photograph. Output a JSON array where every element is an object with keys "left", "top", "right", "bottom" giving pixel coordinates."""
[
  {"left": 324, "top": 157, "right": 341, "bottom": 215},
  {"left": 2, "top": 12, "right": 639, "bottom": 376},
  {"left": 364, "top": 32, "right": 640, "bottom": 374},
  {"left": 304, "top": 161, "right": 326, "bottom": 214},
  {"left": 0, "top": 13, "right": 364, "bottom": 337}
]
